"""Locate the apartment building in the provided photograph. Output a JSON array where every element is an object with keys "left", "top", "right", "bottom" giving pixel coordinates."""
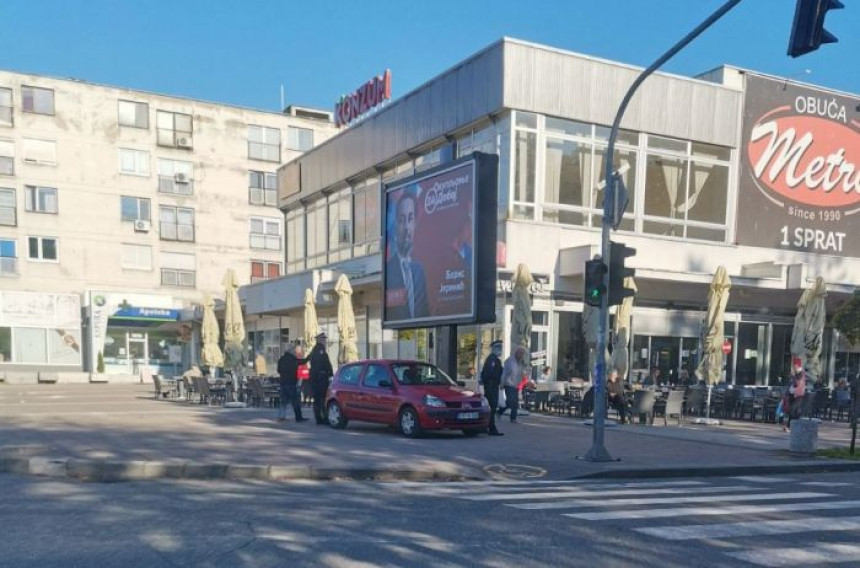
[{"left": 0, "top": 70, "right": 337, "bottom": 378}]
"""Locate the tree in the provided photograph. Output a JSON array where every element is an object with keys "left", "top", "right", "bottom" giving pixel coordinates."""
[
  {"left": 833, "top": 290, "right": 860, "bottom": 346},
  {"left": 96, "top": 351, "right": 105, "bottom": 374}
]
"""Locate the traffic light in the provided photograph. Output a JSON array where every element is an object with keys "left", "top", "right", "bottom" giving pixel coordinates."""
[
  {"left": 584, "top": 259, "right": 607, "bottom": 307},
  {"left": 787, "top": 0, "right": 844, "bottom": 58},
  {"left": 608, "top": 241, "right": 636, "bottom": 306}
]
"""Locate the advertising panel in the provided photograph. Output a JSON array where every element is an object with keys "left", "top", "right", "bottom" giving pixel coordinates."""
[
  {"left": 383, "top": 153, "right": 497, "bottom": 329},
  {"left": 737, "top": 74, "right": 859, "bottom": 257}
]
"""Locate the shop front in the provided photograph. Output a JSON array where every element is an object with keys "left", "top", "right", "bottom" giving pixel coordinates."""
[
  {"left": 86, "top": 291, "right": 192, "bottom": 376},
  {"left": 0, "top": 290, "right": 83, "bottom": 371}
]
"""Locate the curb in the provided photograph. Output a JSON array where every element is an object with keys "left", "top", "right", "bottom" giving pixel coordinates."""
[
  {"left": 574, "top": 460, "right": 860, "bottom": 479},
  {"left": 0, "top": 452, "right": 483, "bottom": 484}
]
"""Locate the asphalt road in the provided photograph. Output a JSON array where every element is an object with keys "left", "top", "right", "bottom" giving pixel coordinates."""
[{"left": 2, "top": 471, "right": 859, "bottom": 567}]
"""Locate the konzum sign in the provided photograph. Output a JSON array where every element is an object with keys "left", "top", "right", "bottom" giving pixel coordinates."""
[
  {"left": 334, "top": 70, "right": 392, "bottom": 127},
  {"left": 737, "top": 74, "right": 859, "bottom": 257}
]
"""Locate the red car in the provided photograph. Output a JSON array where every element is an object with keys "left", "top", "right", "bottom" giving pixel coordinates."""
[{"left": 325, "top": 360, "right": 490, "bottom": 437}]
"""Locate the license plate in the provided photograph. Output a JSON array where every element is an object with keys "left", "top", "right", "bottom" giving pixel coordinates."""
[{"left": 457, "top": 412, "right": 479, "bottom": 420}]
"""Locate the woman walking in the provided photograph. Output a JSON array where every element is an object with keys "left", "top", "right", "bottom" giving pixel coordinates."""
[{"left": 783, "top": 359, "right": 806, "bottom": 432}]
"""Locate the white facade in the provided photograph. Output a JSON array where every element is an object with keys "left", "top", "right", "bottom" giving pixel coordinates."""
[{"left": 0, "top": 70, "right": 338, "bottom": 377}]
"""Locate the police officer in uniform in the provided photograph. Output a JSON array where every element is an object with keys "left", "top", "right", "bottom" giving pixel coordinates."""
[
  {"left": 480, "top": 340, "right": 504, "bottom": 436},
  {"left": 309, "top": 332, "right": 334, "bottom": 425}
]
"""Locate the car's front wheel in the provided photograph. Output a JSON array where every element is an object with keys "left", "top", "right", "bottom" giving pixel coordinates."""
[
  {"left": 327, "top": 401, "right": 348, "bottom": 429},
  {"left": 398, "top": 406, "right": 422, "bottom": 438}
]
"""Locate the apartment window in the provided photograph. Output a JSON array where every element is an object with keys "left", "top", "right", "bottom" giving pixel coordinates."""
[
  {"left": 0, "top": 189, "right": 15, "bottom": 226},
  {"left": 642, "top": 136, "right": 731, "bottom": 242},
  {"left": 0, "top": 88, "right": 12, "bottom": 126},
  {"left": 0, "top": 139, "right": 13, "bottom": 175},
  {"left": 118, "top": 100, "right": 149, "bottom": 129},
  {"left": 0, "top": 239, "right": 16, "bottom": 275},
  {"left": 248, "top": 125, "right": 281, "bottom": 162},
  {"left": 27, "top": 236, "right": 58, "bottom": 262},
  {"left": 118, "top": 148, "right": 150, "bottom": 177},
  {"left": 161, "top": 251, "right": 195, "bottom": 287},
  {"left": 156, "top": 110, "right": 193, "bottom": 148},
  {"left": 251, "top": 260, "right": 281, "bottom": 281},
  {"left": 159, "top": 206, "right": 195, "bottom": 242},
  {"left": 121, "top": 243, "right": 152, "bottom": 271},
  {"left": 250, "top": 217, "right": 281, "bottom": 250},
  {"left": 157, "top": 159, "right": 193, "bottom": 195},
  {"left": 120, "top": 196, "right": 151, "bottom": 222},
  {"left": 286, "top": 207, "right": 305, "bottom": 273},
  {"left": 25, "top": 185, "right": 58, "bottom": 214},
  {"left": 286, "top": 126, "right": 314, "bottom": 151},
  {"left": 21, "top": 86, "right": 54, "bottom": 115},
  {"left": 249, "top": 171, "right": 277, "bottom": 206},
  {"left": 22, "top": 138, "right": 57, "bottom": 166}
]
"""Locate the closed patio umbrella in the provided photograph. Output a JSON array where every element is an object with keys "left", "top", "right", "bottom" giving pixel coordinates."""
[
  {"left": 791, "top": 286, "right": 812, "bottom": 368},
  {"left": 510, "top": 263, "right": 533, "bottom": 350},
  {"left": 336, "top": 274, "right": 360, "bottom": 365},
  {"left": 611, "top": 277, "right": 637, "bottom": 380},
  {"left": 695, "top": 266, "right": 731, "bottom": 424},
  {"left": 222, "top": 269, "right": 246, "bottom": 403},
  {"left": 200, "top": 294, "right": 224, "bottom": 368},
  {"left": 304, "top": 288, "right": 319, "bottom": 350},
  {"left": 798, "top": 277, "right": 828, "bottom": 384}
]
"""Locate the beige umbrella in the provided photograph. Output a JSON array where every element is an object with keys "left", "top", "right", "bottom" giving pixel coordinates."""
[
  {"left": 336, "top": 274, "right": 360, "bottom": 364},
  {"left": 698, "top": 266, "right": 732, "bottom": 385},
  {"left": 222, "top": 269, "right": 245, "bottom": 371},
  {"left": 790, "top": 287, "right": 812, "bottom": 365},
  {"left": 304, "top": 288, "right": 319, "bottom": 350},
  {"left": 611, "top": 277, "right": 637, "bottom": 379},
  {"left": 510, "top": 263, "right": 533, "bottom": 350},
  {"left": 801, "top": 277, "right": 827, "bottom": 383},
  {"left": 200, "top": 294, "right": 224, "bottom": 368},
  {"left": 583, "top": 303, "right": 610, "bottom": 381}
]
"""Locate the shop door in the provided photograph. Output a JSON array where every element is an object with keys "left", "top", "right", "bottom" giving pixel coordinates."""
[
  {"left": 650, "top": 336, "right": 680, "bottom": 385},
  {"left": 736, "top": 323, "right": 767, "bottom": 386},
  {"left": 128, "top": 333, "right": 148, "bottom": 374}
]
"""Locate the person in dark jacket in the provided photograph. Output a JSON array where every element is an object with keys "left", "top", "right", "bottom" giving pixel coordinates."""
[
  {"left": 607, "top": 369, "right": 628, "bottom": 424},
  {"left": 309, "top": 332, "right": 335, "bottom": 425},
  {"left": 480, "top": 340, "right": 504, "bottom": 436},
  {"left": 276, "top": 343, "right": 309, "bottom": 422}
]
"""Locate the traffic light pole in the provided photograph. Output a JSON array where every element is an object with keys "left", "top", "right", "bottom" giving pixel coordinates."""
[{"left": 584, "top": 0, "right": 743, "bottom": 462}]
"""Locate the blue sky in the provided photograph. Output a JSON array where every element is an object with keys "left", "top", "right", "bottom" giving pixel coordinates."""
[{"left": 1, "top": 0, "right": 857, "bottom": 112}]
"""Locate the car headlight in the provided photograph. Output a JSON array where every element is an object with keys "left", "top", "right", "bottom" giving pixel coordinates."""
[{"left": 423, "top": 394, "right": 446, "bottom": 408}]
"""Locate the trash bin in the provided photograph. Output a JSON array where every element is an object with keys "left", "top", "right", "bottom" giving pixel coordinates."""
[{"left": 789, "top": 417, "right": 819, "bottom": 454}]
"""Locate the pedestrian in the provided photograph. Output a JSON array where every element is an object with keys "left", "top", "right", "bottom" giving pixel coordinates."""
[
  {"left": 498, "top": 346, "right": 528, "bottom": 422},
  {"left": 276, "top": 343, "right": 309, "bottom": 423},
  {"left": 607, "top": 369, "right": 628, "bottom": 424},
  {"left": 309, "top": 332, "right": 334, "bottom": 425},
  {"left": 537, "top": 366, "right": 553, "bottom": 383},
  {"left": 783, "top": 359, "right": 807, "bottom": 432},
  {"left": 480, "top": 340, "right": 504, "bottom": 436}
]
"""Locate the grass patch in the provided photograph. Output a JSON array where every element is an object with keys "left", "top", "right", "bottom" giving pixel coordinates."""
[{"left": 817, "top": 447, "right": 860, "bottom": 460}]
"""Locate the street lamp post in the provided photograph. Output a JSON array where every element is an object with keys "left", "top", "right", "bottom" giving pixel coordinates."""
[{"left": 584, "top": 0, "right": 744, "bottom": 462}]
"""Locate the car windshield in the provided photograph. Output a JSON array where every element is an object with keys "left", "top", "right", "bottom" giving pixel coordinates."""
[{"left": 393, "top": 363, "right": 457, "bottom": 386}]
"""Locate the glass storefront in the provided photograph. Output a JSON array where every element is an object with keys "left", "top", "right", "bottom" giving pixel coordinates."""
[
  {"left": 554, "top": 311, "right": 589, "bottom": 381},
  {"left": 102, "top": 324, "right": 184, "bottom": 375}
]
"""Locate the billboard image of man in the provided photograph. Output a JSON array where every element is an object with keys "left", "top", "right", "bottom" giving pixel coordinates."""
[{"left": 386, "top": 190, "right": 430, "bottom": 320}]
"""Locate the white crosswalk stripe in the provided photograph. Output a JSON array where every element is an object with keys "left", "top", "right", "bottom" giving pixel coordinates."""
[
  {"left": 410, "top": 475, "right": 860, "bottom": 567},
  {"left": 725, "top": 543, "right": 860, "bottom": 567}
]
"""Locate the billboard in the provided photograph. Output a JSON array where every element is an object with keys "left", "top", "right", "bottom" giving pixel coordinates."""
[
  {"left": 737, "top": 74, "right": 859, "bottom": 258},
  {"left": 383, "top": 153, "right": 498, "bottom": 329}
]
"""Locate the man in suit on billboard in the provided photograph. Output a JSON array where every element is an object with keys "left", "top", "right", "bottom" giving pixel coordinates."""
[{"left": 386, "top": 191, "right": 430, "bottom": 321}]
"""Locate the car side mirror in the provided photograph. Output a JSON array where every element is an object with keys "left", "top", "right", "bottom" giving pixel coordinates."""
[{"left": 378, "top": 379, "right": 392, "bottom": 388}]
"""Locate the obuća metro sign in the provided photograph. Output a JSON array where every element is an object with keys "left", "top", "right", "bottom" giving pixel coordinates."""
[
  {"left": 737, "top": 74, "right": 859, "bottom": 258},
  {"left": 334, "top": 69, "right": 392, "bottom": 128}
]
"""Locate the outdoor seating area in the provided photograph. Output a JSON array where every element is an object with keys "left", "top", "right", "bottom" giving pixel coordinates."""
[
  {"left": 517, "top": 381, "right": 857, "bottom": 426},
  {"left": 151, "top": 374, "right": 282, "bottom": 408}
]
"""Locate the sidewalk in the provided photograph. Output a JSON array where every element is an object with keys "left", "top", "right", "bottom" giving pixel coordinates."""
[{"left": 1, "top": 383, "right": 857, "bottom": 482}]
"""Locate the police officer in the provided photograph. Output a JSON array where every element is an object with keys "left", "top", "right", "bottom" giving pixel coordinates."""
[
  {"left": 309, "top": 332, "right": 334, "bottom": 425},
  {"left": 480, "top": 340, "right": 504, "bottom": 436}
]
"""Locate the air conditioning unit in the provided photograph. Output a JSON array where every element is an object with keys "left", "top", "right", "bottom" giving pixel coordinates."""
[
  {"left": 174, "top": 172, "right": 189, "bottom": 183},
  {"left": 176, "top": 136, "right": 193, "bottom": 149},
  {"left": 134, "top": 220, "right": 151, "bottom": 233}
]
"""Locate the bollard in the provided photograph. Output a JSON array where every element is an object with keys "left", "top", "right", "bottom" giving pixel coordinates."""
[{"left": 789, "top": 417, "right": 820, "bottom": 455}]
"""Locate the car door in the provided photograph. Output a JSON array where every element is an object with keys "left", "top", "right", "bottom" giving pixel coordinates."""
[
  {"left": 361, "top": 364, "right": 400, "bottom": 423},
  {"left": 337, "top": 364, "right": 365, "bottom": 420}
]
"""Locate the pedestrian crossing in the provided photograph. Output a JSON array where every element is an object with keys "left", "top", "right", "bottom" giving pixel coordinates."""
[{"left": 386, "top": 475, "right": 860, "bottom": 567}]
